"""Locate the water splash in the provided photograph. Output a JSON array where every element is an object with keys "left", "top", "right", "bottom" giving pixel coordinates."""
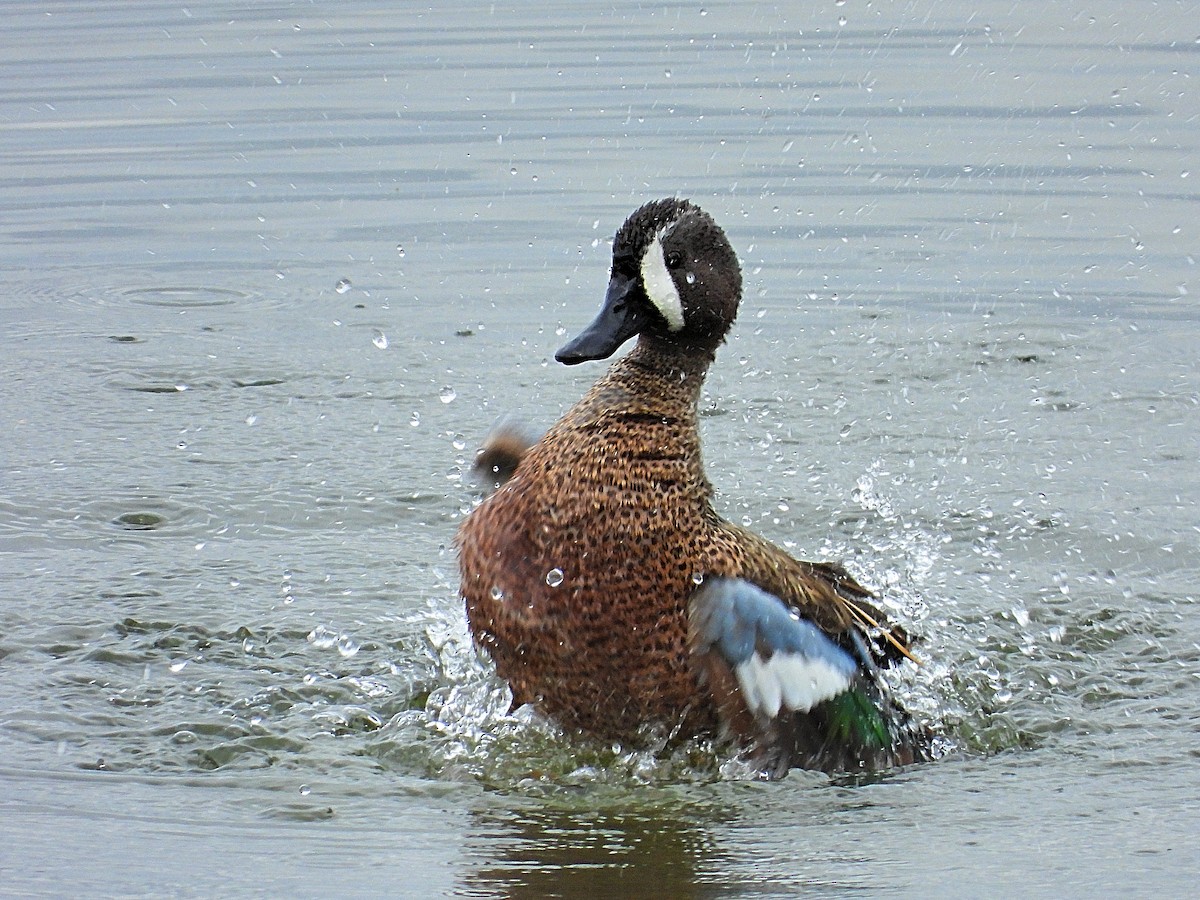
[{"left": 404, "top": 601, "right": 737, "bottom": 787}]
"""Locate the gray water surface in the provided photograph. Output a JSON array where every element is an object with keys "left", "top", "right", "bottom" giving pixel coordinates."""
[{"left": 2, "top": 2, "right": 1198, "bottom": 896}]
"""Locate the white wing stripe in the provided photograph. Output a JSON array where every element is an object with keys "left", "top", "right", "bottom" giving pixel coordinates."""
[{"left": 736, "top": 651, "right": 853, "bottom": 717}]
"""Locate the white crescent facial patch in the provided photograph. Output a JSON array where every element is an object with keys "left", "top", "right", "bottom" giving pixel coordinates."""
[{"left": 640, "top": 233, "right": 685, "bottom": 332}]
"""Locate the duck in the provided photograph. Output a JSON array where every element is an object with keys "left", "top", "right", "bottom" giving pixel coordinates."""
[{"left": 456, "top": 198, "right": 929, "bottom": 776}]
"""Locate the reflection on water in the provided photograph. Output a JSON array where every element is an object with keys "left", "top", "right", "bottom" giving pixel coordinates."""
[
  {"left": 1, "top": 0, "right": 1198, "bottom": 895},
  {"left": 462, "top": 799, "right": 719, "bottom": 898}
]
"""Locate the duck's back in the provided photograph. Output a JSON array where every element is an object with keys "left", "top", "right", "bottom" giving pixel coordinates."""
[{"left": 457, "top": 353, "right": 718, "bottom": 738}]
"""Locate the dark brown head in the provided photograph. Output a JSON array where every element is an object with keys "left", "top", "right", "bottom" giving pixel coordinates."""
[{"left": 555, "top": 198, "right": 742, "bottom": 365}]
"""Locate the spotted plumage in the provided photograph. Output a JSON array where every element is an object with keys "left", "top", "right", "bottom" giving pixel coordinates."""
[{"left": 456, "top": 198, "right": 929, "bottom": 775}]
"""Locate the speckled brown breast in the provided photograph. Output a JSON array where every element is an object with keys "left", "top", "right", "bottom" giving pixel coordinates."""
[
  {"left": 456, "top": 343, "right": 721, "bottom": 739},
  {"left": 456, "top": 340, "right": 870, "bottom": 742}
]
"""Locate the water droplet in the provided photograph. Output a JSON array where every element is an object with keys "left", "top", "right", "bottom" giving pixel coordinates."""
[
  {"left": 409, "top": 411, "right": 420, "bottom": 427},
  {"left": 439, "top": 386, "right": 457, "bottom": 404},
  {"left": 336, "top": 635, "right": 360, "bottom": 658},
  {"left": 244, "top": 415, "right": 257, "bottom": 426},
  {"left": 169, "top": 659, "right": 188, "bottom": 673},
  {"left": 372, "top": 330, "right": 389, "bottom": 350},
  {"left": 691, "top": 572, "right": 705, "bottom": 585},
  {"left": 685, "top": 271, "right": 696, "bottom": 284},
  {"left": 490, "top": 584, "right": 506, "bottom": 601},
  {"left": 396, "top": 245, "right": 405, "bottom": 257},
  {"left": 299, "top": 784, "right": 311, "bottom": 796},
  {"left": 307, "top": 625, "right": 337, "bottom": 649},
  {"left": 335, "top": 278, "right": 352, "bottom": 294},
  {"left": 545, "top": 567, "right": 564, "bottom": 587}
]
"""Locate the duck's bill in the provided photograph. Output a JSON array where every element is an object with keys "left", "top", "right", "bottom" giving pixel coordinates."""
[{"left": 555, "top": 273, "right": 646, "bottom": 365}]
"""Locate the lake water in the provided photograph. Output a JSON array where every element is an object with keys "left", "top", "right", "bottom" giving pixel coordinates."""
[{"left": 2, "top": 1, "right": 1197, "bottom": 895}]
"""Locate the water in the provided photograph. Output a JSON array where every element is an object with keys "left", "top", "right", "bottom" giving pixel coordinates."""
[{"left": 2, "top": 1, "right": 1197, "bottom": 894}]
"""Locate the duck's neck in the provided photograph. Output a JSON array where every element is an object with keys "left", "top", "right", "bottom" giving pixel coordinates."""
[
  {"left": 565, "top": 337, "right": 714, "bottom": 428},
  {"left": 627, "top": 334, "right": 715, "bottom": 384}
]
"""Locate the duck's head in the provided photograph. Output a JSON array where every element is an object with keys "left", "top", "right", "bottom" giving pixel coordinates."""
[{"left": 556, "top": 198, "right": 742, "bottom": 366}]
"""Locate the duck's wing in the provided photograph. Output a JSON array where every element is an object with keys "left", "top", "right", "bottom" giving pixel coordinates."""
[
  {"left": 804, "top": 559, "right": 920, "bottom": 670},
  {"left": 716, "top": 521, "right": 918, "bottom": 669},
  {"left": 687, "top": 576, "right": 928, "bottom": 777},
  {"left": 470, "top": 417, "right": 543, "bottom": 494}
]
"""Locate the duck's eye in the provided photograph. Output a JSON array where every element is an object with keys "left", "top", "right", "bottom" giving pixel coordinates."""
[{"left": 665, "top": 250, "right": 682, "bottom": 269}]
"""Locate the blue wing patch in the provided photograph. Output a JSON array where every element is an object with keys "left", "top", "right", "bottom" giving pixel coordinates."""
[{"left": 690, "top": 577, "right": 856, "bottom": 718}]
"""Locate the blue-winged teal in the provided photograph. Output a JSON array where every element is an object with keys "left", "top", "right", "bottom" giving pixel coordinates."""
[{"left": 457, "top": 198, "right": 929, "bottom": 776}]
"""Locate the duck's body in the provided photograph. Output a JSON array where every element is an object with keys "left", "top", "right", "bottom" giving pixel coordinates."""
[{"left": 457, "top": 199, "right": 928, "bottom": 775}]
